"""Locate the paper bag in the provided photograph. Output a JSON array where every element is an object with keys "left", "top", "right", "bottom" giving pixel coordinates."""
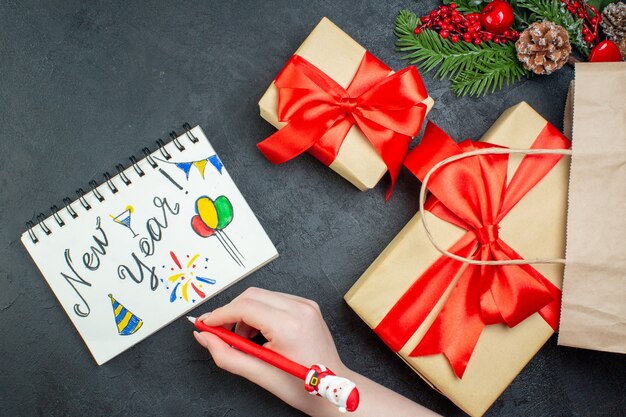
[{"left": 558, "top": 62, "right": 626, "bottom": 354}]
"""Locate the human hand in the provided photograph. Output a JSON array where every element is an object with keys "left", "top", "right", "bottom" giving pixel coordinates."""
[
  {"left": 193, "top": 287, "right": 441, "bottom": 417},
  {"left": 193, "top": 287, "right": 347, "bottom": 416}
]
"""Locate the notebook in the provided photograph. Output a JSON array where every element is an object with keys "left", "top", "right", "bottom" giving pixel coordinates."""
[{"left": 21, "top": 125, "right": 278, "bottom": 365}]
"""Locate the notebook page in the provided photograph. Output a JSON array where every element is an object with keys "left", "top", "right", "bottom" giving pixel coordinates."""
[{"left": 21, "top": 126, "right": 278, "bottom": 365}]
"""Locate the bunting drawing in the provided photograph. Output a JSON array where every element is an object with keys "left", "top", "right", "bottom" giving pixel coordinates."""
[{"left": 156, "top": 155, "right": 223, "bottom": 180}]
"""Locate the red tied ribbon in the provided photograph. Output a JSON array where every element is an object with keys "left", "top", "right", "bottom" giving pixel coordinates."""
[
  {"left": 257, "top": 52, "right": 429, "bottom": 198},
  {"left": 374, "top": 121, "right": 570, "bottom": 378}
]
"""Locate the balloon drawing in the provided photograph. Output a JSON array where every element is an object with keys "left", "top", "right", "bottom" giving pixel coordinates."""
[
  {"left": 190, "top": 195, "right": 244, "bottom": 267},
  {"left": 163, "top": 251, "right": 216, "bottom": 303}
]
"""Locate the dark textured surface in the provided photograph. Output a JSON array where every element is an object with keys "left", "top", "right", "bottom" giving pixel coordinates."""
[{"left": 1, "top": 1, "right": 624, "bottom": 416}]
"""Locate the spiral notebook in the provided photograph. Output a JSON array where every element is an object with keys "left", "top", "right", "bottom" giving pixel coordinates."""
[{"left": 21, "top": 125, "right": 278, "bottom": 365}]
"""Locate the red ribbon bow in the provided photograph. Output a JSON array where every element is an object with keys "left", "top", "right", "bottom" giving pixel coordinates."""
[
  {"left": 257, "top": 52, "right": 429, "bottom": 198},
  {"left": 374, "top": 121, "right": 570, "bottom": 378}
]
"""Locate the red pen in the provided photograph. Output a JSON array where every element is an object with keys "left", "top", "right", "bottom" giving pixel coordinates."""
[{"left": 188, "top": 316, "right": 360, "bottom": 413}]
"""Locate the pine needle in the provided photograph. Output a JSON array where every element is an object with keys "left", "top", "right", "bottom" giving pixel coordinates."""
[
  {"left": 442, "top": 0, "right": 486, "bottom": 13},
  {"left": 395, "top": 10, "right": 530, "bottom": 97}
]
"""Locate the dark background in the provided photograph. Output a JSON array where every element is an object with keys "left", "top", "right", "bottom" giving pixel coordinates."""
[{"left": 1, "top": 1, "right": 623, "bottom": 416}]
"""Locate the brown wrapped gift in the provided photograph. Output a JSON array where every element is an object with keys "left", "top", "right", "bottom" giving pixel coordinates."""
[
  {"left": 345, "top": 102, "right": 570, "bottom": 417},
  {"left": 258, "top": 17, "right": 434, "bottom": 191}
]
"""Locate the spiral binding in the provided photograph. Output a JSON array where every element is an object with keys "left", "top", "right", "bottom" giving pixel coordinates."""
[
  {"left": 128, "top": 156, "right": 145, "bottom": 177},
  {"left": 63, "top": 197, "right": 78, "bottom": 219},
  {"left": 116, "top": 164, "right": 132, "bottom": 185},
  {"left": 103, "top": 172, "right": 118, "bottom": 194},
  {"left": 50, "top": 205, "right": 65, "bottom": 227},
  {"left": 25, "top": 124, "right": 199, "bottom": 244},
  {"left": 76, "top": 188, "right": 91, "bottom": 210},
  {"left": 89, "top": 180, "right": 105, "bottom": 202}
]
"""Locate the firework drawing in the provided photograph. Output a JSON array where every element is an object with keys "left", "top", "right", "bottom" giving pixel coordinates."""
[{"left": 163, "top": 251, "right": 216, "bottom": 303}]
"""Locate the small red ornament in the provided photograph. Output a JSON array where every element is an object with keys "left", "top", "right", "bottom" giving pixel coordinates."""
[
  {"left": 480, "top": 0, "right": 514, "bottom": 34},
  {"left": 588, "top": 40, "right": 623, "bottom": 62},
  {"left": 413, "top": 2, "right": 519, "bottom": 44},
  {"left": 560, "top": 0, "right": 602, "bottom": 47}
]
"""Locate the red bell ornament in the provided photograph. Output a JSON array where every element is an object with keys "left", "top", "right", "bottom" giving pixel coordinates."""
[
  {"left": 480, "top": 0, "right": 515, "bottom": 35},
  {"left": 588, "top": 40, "right": 623, "bottom": 62}
]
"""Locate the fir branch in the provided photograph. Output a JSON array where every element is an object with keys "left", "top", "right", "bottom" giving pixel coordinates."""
[
  {"left": 395, "top": 10, "right": 529, "bottom": 97},
  {"left": 511, "top": 0, "right": 534, "bottom": 29},
  {"left": 442, "top": 0, "right": 486, "bottom": 13},
  {"left": 395, "top": 9, "right": 421, "bottom": 38},
  {"left": 586, "top": 0, "right": 615, "bottom": 14},
  {"left": 452, "top": 59, "right": 529, "bottom": 96},
  {"left": 516, "top": 0, "right": 590, "bottom": 56}
]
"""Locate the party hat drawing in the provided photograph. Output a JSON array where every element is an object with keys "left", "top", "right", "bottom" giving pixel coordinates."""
[{"left": 108, "top": 294, "right": 143, "bottom": 336}]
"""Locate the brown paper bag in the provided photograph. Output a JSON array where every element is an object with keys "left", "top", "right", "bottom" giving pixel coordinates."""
[{"left": 558, "top": 62, "right": 626, "bottom": 354}]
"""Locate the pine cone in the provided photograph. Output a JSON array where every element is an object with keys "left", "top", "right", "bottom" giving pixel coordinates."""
[
  {"left": 600, "top": 2, "right": 626, "bottom": 42},
  {"left": 619, "top": 38, "right": 626, "bottom": 60},
  {"left": 515, "top": 21, "right": 571, "bottom": 75}
]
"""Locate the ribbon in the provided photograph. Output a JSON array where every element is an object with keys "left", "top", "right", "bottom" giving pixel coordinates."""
[
  {"left": 257, "top": 52, "right": 429, "bottom": 198},
  {"left": 374, "top": 121, "right": 570, "bottom": 378}
]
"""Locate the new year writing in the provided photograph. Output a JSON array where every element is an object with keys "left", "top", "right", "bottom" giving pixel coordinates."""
[
  {"left": 118, "top": 197, "right": 180, "bottom": 286},
  {"left": 59, "top": 197, "right": 180, "bottom": 317}
]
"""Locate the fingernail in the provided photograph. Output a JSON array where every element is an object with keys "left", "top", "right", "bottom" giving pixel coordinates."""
[
  {"left": 193, "top": 331, "right": 208, "bottom": 348},
  {"left": 198, "top": 312, "right": 212, "bottom": 321}
]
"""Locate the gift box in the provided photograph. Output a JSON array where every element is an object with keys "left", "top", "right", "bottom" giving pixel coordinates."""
[
  {"left": 258, "top": 17, "right": 434, "bottom": 193},
  {"left": 345, "top": 102, "right": 570, "bottom": 417}
]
